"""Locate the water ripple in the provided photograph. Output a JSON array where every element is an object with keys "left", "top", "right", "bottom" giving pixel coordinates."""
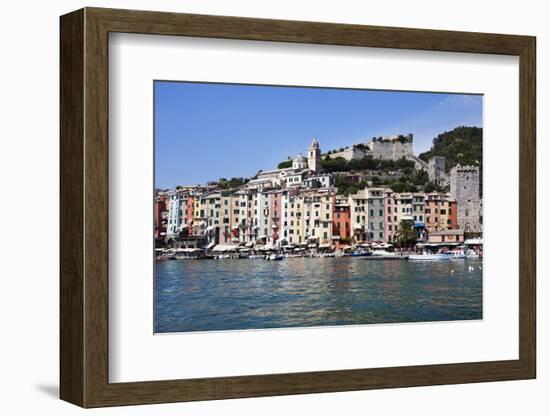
[{"left": 154, "top": 257, "right": 482, "bottom": 333}]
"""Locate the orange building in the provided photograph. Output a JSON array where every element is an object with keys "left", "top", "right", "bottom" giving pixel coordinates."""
[
  {"left": 332, "top": 200, "right": 350, "bottom": 250},
  {"left": 425, "top": 193, "right": 457, "bottom": 232}
]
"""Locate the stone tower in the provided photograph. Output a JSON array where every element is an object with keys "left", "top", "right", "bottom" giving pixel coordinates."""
[
  {"left": 450, "top": 164, "right": 481, "bottom": 233},
  {"left": 428, "top": 156, "right": 446, "bottom": 184},
  {"left": 308, "top": 137, "right": 321, "bottom": 173}
]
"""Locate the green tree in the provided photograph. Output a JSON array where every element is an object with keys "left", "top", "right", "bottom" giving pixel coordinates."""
[
  {"left": 396, "top": 220, "right": 416, "bottom": 248},
  {"left": 418, "top": 126, "right": 482, "bottom": 174},
  {"left": 277, "top": 160, "right": 292, "bottom": 169}
]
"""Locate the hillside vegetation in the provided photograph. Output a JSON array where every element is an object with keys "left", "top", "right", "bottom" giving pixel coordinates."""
[{"left": 418, "top": 126, "right": 482, "bottom": 172}]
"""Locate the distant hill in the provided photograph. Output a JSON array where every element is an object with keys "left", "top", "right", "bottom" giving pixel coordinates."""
[{"left": 418, "top": 126, "right": 482, "bottom": 172}]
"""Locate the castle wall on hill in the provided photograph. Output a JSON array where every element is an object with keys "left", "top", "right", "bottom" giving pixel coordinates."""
[
  {"left": 325, "top": 146, "right": 366, "bottom": 161},
  {"left": 370, "top": 134, "right": 414, "bottom": 161}
]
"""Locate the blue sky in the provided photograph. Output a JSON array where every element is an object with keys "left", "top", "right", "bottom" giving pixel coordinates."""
[{"left": 155, "top": 81, "right": 482, "bottom": 189}]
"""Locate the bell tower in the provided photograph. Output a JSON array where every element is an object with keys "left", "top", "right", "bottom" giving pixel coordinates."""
[{"left": 307, "top": 137, "right": 321, "bottom": 173}]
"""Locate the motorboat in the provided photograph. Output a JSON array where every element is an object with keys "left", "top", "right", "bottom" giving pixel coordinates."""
[
  {"left": 345, "top": 251, "right": 372, "bottom": 257},
  {"left": 409, "top": 252, "right": 454, "bottom": 261},
  {"left": 266, "top": 254, "right": 284, "bottom": 261},
  {"left": 371, "top": 249, "right": 397, "bottom": 257}
]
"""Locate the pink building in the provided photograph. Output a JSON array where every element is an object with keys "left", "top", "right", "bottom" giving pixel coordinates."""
[{"left": 268, "top": 191, "right": 282, "bottom": 245}]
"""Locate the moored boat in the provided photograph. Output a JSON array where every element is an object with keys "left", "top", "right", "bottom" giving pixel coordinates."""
[
  {"left": 409, "top": 252, "right": 453, "bottom": 261},
  {"left": 345, "top": 251, "right": 372, "bottom": 257}
]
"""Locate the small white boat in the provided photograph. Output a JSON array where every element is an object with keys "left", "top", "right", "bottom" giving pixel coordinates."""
[
  {"left": 371, "top": 249, "right": 397, "bottom": 257},
  {"left": 409, "top": 253, "right": 454, "bottom": 261},
  {"left": 449, "top": 250, "right": 466, "bottom": 259},
  {"left": 267, "top": 254, "right": 284, "bottom": 261}
]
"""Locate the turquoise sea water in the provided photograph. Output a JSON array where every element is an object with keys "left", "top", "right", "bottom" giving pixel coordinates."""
[{"left": 154, "top": 257, "right": 482, "bottom": 333}]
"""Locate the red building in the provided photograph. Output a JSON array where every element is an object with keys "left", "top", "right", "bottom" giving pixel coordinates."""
[{"left": 154, "top": 193, "right": 168, "bottom": 243}]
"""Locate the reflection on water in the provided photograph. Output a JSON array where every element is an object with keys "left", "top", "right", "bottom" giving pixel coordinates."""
[{"left": 154, "top": 257, "right": 482, "bottom": 333}]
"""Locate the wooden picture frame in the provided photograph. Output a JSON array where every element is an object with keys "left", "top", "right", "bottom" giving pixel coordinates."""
[{"left": 60, "top": 7, "right": 536, "bottom": 408}]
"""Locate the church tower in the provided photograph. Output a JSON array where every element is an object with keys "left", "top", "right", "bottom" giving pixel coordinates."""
[{"left": 307, "top": 137, "right": 321, "bottom": 173}]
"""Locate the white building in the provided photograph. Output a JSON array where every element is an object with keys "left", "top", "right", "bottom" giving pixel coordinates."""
[{"left": 166, "top": 192, "right": 180, "bottom": 239}]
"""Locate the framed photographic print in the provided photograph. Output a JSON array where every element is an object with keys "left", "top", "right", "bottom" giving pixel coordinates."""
[{"left": 60, "top": 7, "right": 536, "bottom": 408}]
